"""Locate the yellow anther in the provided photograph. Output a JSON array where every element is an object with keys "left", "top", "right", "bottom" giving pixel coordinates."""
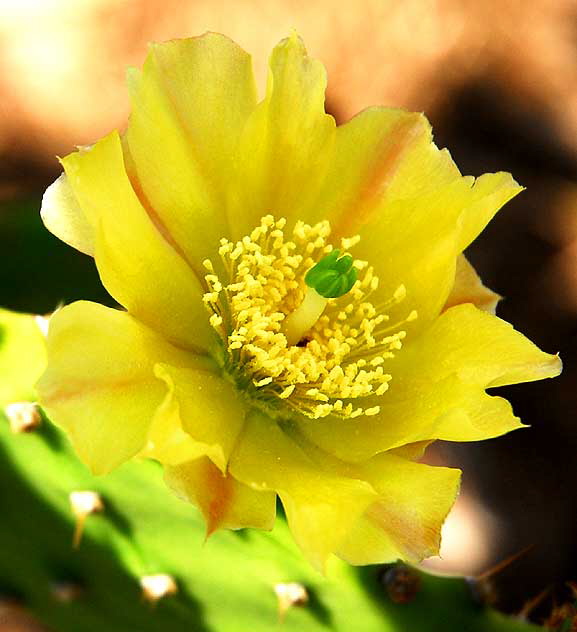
[
  {"left": 341, "top": 235, "right": 361, "bottom": 249},
  {"left": 394, "top": 285, "right": 407, "bottom": 301},
  {"left": 209, "top": 314, "right": 223, "bottom": 328},
  {"left": 280, "top": 385, "right": 296, "bottom": 399},
  {"left": 376, "top": 383, "right": 390, "bottom": 395},
  {"left": 255, "top": 376, "right": 274, "bottom": 387}
]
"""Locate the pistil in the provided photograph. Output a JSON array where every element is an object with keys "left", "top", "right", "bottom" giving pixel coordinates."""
[
  {"left": 283, "top": 287, "right": 327, "bottom": 346},
  {"left": 283, "top": 250, "right": 358, "bottom": 346}
]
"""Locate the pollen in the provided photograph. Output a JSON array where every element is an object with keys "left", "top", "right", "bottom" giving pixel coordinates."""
[{"left": 202, "top": 216, "right": 414, "bottom": 420}]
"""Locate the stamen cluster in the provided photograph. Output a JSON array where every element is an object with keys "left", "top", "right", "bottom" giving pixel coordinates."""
[{"left": 203, "top": 216, "right": 415, "bottom": 419}]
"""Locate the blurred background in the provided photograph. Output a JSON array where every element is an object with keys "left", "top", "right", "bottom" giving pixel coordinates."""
[{"left": 1, "top": 0, "right": 576, "bottom": 628}]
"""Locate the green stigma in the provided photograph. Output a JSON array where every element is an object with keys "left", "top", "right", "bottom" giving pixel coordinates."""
[{"left": 305, "top": 249, "right": 358, "bottom": 298}]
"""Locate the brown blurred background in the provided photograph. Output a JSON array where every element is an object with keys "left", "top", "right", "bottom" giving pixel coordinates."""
[{"left": 1, "top": 0, "right": 577, "bottom": 627}]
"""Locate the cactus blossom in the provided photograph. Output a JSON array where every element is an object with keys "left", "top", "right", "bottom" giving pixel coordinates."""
[{"left": 37, "top": 33, "right": 561, "bottom": 570}]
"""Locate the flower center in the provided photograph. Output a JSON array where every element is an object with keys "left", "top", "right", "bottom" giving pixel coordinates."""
[{"left": 202, "top": 216, "right": 416, "bottom": 420}]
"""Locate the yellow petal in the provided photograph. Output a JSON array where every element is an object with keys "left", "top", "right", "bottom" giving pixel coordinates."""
[
  {"left": 61, "top": 131, "right": 212, "bottom": 351},
  {"left": 275, "top": 430, "right": 458, "bottom": 565},
  {"left": 353, "top": 177, "right": 473, "bottom": 331},
  {"left": 0, "top": 308, "right": 46, "bottom": 406},
  {"left": 296, "top": 108, "right": 521, "bottom": 333},
  {"left": 296, "top": 107, "right": 465, "bottom": 332},
  {"left": 124, "top": 33, "right": 257, "bottom": 274},
  {"left": 299, "top": 303, "right": 561, "bottom": 461},
  {"left": 36, "top": 301, "right": 202, "bottom": 474},
  {"left": 457, "top": 172, "right": 523, "bottom": 251},
  {"left": 165, "top": 457, "right": 276, "bottom": 535},
  {"left": 303, "top": 107, "right": 459, "bottom": 235},
  {"left": 444, "top": 254, "right": 500, "bottom": 313},
  {"left": 393, "top": 303, "right": 561, "bottom": 389},
  {"left": 229, "top": 412, "right": 377, "bottom": 571},
  {"left": 353, "top": 171, "right": 521, "bottom": 333},
  {"left": 145, "top": 364, "right": 246, "bottom": 472},
  {"left": 335, "top": 377, "right": 524, "bottom": 461},
  {"left": 40, "top": 173, "right": 94, "bottom": 256},
  {"left": 337, "top": 455, "right": 461, "bottom": 565},
  {"left": 388, "top": 441, "right": 433, "bottom": 461},
  {"left": 286, "top": 107, "right": 460, "bottom": 332},
  {"left": 227, "top": 32, "right": 336, "bottom": 240}
]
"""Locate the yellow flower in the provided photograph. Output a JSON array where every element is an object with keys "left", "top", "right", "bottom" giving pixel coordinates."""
[{"left": 37, "top": 32, "right": 561, "bottom": 571}]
